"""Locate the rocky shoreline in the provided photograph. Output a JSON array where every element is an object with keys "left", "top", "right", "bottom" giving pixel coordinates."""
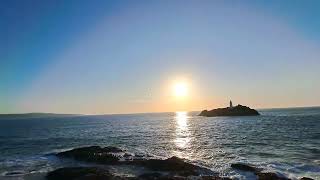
[{"left": 46, "top": 146, "right": 314, "bottom": 180}]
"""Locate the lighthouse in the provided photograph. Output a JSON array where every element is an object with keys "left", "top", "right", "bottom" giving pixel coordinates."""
[{"left": 229, "top": 100, "right": 233, "bottom": 108}]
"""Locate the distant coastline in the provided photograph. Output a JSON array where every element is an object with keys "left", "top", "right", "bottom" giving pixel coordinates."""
[
  {"left": 0, "top": 106, "right": 319, "bottom": 118},
  {"left": 257, "top": 105, "right": 320, "bottom": 111},
  {"left": 0, "top": 113, "right": 80, "bottom": 119}
]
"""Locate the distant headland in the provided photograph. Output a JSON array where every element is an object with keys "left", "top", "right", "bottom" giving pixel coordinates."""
[
  {"left": 0, "top": 113, "right": 79, "bottom": 119},
  {"left": 199, "top": 100, "right": 260, "bottom": 117}
]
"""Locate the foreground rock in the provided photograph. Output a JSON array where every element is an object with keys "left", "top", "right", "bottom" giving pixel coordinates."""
[
  {"left": 199, "top": 105, "right": 260, "bottom": 117},
  {"left": 56, "top": 146, "right": 122, "bottom": 164},
  {"left": 128, "top": 156, "right": 214, "bottom": 176},
  {"left": 231, "top": 163, "right": 289, "bottom": 180},
  {"left": 46, "top": 167, "right": 120, "bottom": 180},
  {"left": 48, "top": 146, "right": 314, "bottom": 180},
  {"left": 231, "top": 163, "right": 314, "bottom": 180},
  {"left": 300, "top": 178, "right": 314, "bottom": 180},
  {"left": 231, "top": 163, "right": 260, "bottom": 173},
  {"left": 56, "top": 146, "right": 214, "bottom": 176},
  {"left": 47, "top": 167, "right": 230, "bottom": 180},
  {"left": 50, "top": 146, "right": 228, "bottom": 179}
]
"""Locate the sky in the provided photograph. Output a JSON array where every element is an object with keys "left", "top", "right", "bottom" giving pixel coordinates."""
[{"left": 1, "top": 0, "right": 320, "bottom": 114}]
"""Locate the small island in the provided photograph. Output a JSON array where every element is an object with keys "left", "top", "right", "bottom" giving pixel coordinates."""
[{"left": 199, "top": 100, "right": 260, "bottom": 117}]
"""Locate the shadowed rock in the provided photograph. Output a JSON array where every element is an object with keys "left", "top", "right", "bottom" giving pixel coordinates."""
[
  {"left": 138, "top": 174, "right": 231, "bottom": 180},
  {"left": 50, "top": 146, "right": 225, "bottom": 179},
  {"left": 300, "top": 178, "right": 314, "bottom": 180},
  {"left": 138, "top": 172, "right": 164, "bottom": 179},
  {"left": 46, "top": 167, "right": 122, "bottom": 180},
  {"left": 55, "top": 146, "right": 214, "bottom": 176},
  {"left": 47, "top": 167, "right": 228, "bottom": 180},
  {"left": 256, "top": 172, "right": 290, "bottom": 180},
  {"left": 231, "top": 163, "right": 290, "bottom": 180},
  {"left": 199, "top": 105, "right": 260, "bottom": 117},
  {"left": 130, "top": 156, "right": 213, "bottom": 176},
  {"left": 49, "top": 146, "right": 313, "bottom": 180},
  {"left": 56, "top": 146, "right": 122, "bottom": 164},
  {"left": 200, "top": 176, "right": 232, "bottom": 180},
  {"left": 231, "top": 163, "right": 260, "bottom": 172}
]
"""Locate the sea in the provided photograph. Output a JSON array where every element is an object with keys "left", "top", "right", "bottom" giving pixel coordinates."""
[{"left": 0, "top": 107, "right": 319, "bottom": 179}]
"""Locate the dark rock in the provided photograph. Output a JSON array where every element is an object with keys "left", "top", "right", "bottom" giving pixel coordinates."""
[
  {"left": 56, "top": 146, "right": 121, "bottom": 164},
  {"left": 124, "top": 153, "right": 132, "bottom": 157},
  {"left": 103, "top": 146, "right": 124, "bottom": 153},
  {"left": 231, "top": 163, "right": 259, "bottom": 173},
  {"left": 4, "top": 171, "right": 25, "bottom": 176},
  {"left": 56, "top": 146, "right": 214, "bottom": 177},
  {"left": 201, "top": 176, "right": 232, "bottom": 180},
  {"left": 47, "top": 167, "right": 223, "bottom": 180},
  {"left": 46, "top": 167, "right": 119, "bottom": 180},
  {"left": 138, "top": 174, "right": 232, "bottom": 180},
  {"left": 199, "top": 105, "right": 260, "bottom": 117},
  {"left": 138, "top": 173, "right": 187, "bottom": 180},
  {"left": 231, "top": 163, "right": 290, "bottom": 180},
  {"left": 138, "top": 172, "right": 164, "bottom": 179},
  {"left": 300, "top": 178, "right": 314, "bottom": 180},
  {"left": 55, "top": 147, "right": 215, "bottom": 177},
  {"left": 256, "top": 172, "right": 290, "bottom": 180},
  {"left": 50, "top": 146, "right": 239, "bottom": 179},
  {"left": 131, "top": 156, "right": 212, "bottom": 176}
]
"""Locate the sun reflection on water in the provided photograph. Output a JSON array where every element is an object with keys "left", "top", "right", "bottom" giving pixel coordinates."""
[{"left": 174, "top": 111, "right": 191, "bottom": 157}]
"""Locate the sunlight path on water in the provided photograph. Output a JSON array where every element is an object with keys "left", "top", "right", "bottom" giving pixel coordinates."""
[{"left": 173, "top": 111, "right": 192, "bottom": 158}]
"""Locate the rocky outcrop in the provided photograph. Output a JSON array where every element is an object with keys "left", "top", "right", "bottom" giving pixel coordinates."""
[
  {"left": 231, "top": 163, "right": 315, "bottom": 180},
  {"left": 300, "top": 177, "right": 315, "bottom": 180},
  {"left": 128, "top": 156, "right": 214, "bottom": 176},
  {"left": 49, "top": 146, "right": 227, "bottom": 180},
  {"left": 231, "top": 163, "right": 260, "bottom": 173},
  {"left": 231, "top": 163, "right": 290, "bottom": 180},
  {"left": 199, "top": 105, "right": 260, "bottom": 117},
  {"left": 47, "top": 167, "right": 231, "bottom": 180},
  {"left": 47, "top": 146, "right": 314, "bottom": 180},
  {"left": 55, "top": 146, "right": 214, "bottom": 176},
  {"left": 56, "top": 146, "right": 122, "bottom": 164},
  {"left": 46, "top": 167, "right": 120, "bottom": 180}
]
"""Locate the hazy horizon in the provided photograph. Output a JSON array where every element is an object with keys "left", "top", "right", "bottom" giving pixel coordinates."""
[
  {"left": 2, "top": 0, "right": 320, "bottom": 114},
  {"left": 1, "top": 105, "right": 320, "bottom": 116}
]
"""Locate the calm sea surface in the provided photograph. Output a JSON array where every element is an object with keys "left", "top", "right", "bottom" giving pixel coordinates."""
[{"left": 0, "top": 107, "right": 319, "bottom": 179}]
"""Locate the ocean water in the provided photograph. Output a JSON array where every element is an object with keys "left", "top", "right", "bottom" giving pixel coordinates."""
[{"left": 0, "top": 107, "right": 319, "bottom": 179}]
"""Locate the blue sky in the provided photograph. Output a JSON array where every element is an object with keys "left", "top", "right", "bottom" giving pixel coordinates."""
[{"left": 1, "top": 0, "right": 320, "bottom": 114}]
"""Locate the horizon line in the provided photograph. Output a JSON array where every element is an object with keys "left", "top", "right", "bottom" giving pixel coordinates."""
[{"left": 1, "top": 105, "right": 319, "bottom": 116}]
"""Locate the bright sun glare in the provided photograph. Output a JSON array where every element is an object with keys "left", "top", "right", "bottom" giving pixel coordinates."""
[{"left": 174, "top": 82, "right": 188, "bottom": 97}]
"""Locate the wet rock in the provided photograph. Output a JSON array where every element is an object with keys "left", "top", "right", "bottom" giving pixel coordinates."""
[
  {"left": 131, "top": 156, "right": 213, "bottom": 176},
  {"left": 231, "top": 163, "right": 259, "bottom": 172},
  {"left": 4, "top": 171, "right": 25, "bottom": 176},
  {"left": 231, "top": 163, "right": 291, "bottom": 180},
  {"left": 199, "top": 105, "right": 260, "bottom": 117},
  {"left": 51, "top": 146, "right": 228, "bottom": 179},
  {"left": 56, "top": 146, "right": 214, "bottom": 176},
  {"left": 56, "top": 146, "right": 121, "bottom": 164},
  {"left": 46, "top": 167, "right": 120, "bottom": 180},
  {"left": 138, "top": 172, "right": 164, "bottom": 179},
  {"left": 138, "top": 173, "right": 186, "bottom": 180},
  {"left": 47, "top": 167, "right": 225, "bottom": 180},
  {"left": 256, "top": 172, "right": 290, "bottom": 180},
  {"left": 124, "top": 153, "right": 133, "bottom": 157},
  {"left": 300, "top": 178, "right": 314, "bottom": 180},
  {"left": 103, "top": 146, "right": 124, "bottom": 153},
  {"left": 138, "top": 173, "right": 228, "bottom": 180},
  {"left": 201, "top": 176, "right": 232, "bottom": 180}
]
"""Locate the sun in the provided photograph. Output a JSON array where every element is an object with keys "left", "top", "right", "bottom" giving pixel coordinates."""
[{"left": 174, "top": 82, "right": 188, "bottom": 97}]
